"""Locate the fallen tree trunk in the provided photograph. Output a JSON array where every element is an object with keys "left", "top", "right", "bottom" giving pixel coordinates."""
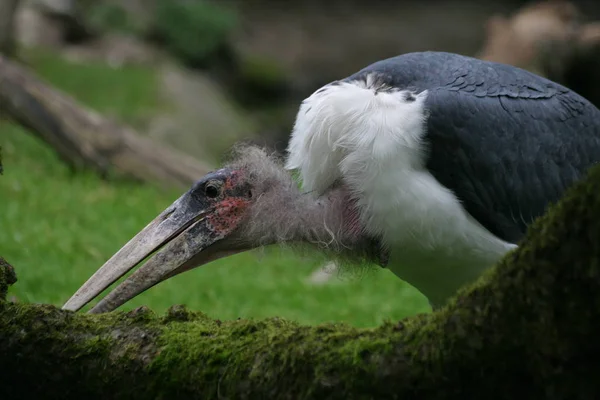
[
  {"left": 2, "top": 149, "right": 600, "bottom": 398},
  {"left": 0, "top": 0, "right": 20, "bottom": 57},
  {"left": 0, "top": 54, "right": 212, "bottom": 189}
]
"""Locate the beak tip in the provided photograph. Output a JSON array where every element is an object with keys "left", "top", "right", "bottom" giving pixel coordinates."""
[
  {"left": 62, "top": 193, "right": 213, "bottom": 315},
  {"left": 61, "top": 294, "right": 87, "bottom": 312},
  {"left": 60, "top": 303, "right": 77, "bottom": 312}
]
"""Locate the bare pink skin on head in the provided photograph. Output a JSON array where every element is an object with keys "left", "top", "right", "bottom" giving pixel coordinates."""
[
  {"left": 204, "top": 170, "right": 252, "bottom": 237},
  {"left": 206, "top": 197, "right": 250, "bottom": 234}
]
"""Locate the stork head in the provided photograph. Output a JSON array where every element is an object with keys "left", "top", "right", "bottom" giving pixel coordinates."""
[
  {"left": 62, "top": 146, "right": 382, "bottom": 314},
  {"left": 62, "top": 146, "right": 303, "bottom": 314}
]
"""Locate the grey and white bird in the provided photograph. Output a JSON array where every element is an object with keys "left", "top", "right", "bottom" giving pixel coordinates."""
[{"left": 62, "top": 51, "right": 600, "bottom": 313}]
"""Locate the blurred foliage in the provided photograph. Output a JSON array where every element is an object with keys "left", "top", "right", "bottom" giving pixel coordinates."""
[
  {"left": 153, "top": 0, "right": 238, "bottom": 68},
  {"left": 73, "top": 1, "right": 293, "bottom": 111},
  {"left": 86, "top": 2, "right": 135, "bottom": 34},
  {"left": 75, "top": 0, "right": 154, "bottom": 37},
  {"left": 79, "top": 0, "right": 238, "bottom": 70},
  {"left": 233, "top": 54, "right": 291, "bottom": 108}
]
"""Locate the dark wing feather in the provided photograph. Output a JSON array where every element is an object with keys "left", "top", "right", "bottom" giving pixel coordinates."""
[
  {"left": 349, "top": 51, "right": 600, "bottom": 243},
  {"left": 424, "top": 89, "right": 600, "bottom": 243}
]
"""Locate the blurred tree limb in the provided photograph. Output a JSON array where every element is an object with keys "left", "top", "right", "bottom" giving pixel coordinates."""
[
  {"left": 0, "top": 0, "right": 20, "bottom": 57},
  {"left": 2, "top": 147, "right": 600, "bottom": 399},
  {"left": 0, "top": 54, "right": 211, "bottom": 189}
]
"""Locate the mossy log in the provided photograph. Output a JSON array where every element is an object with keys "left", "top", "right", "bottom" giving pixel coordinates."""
[
  {"left": 2, "top": 157, "right": 600, "bottom": 398},
  {"left": 0, "top": 54, "right": 212, "bottom": 189}
]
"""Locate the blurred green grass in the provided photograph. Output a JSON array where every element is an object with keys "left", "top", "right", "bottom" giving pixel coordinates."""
[{"left": 0, "top": 50, "right": 430, "bottom": 327}]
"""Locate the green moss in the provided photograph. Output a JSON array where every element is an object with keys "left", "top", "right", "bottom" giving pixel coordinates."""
[
  {"left": 0, "top": 301, "right": 161, "bottom": 399},
  {"left": 0, "top": 257, "right": 16, "bottom": 299},
  {"left": 144, "top": 312, "right": 403, "bottom": 398}
]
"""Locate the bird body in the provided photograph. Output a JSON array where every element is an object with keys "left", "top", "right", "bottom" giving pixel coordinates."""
[
  {"left": 286, "top": 51, "right": 600, "bottom": 305},
  {"left": 63, "top": 51, "right": 600, "bottom": 314}
]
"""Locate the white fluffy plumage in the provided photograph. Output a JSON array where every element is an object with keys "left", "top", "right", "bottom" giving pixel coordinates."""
[{"left": 285, "top": 73, "right": 517, "bottom": 306}]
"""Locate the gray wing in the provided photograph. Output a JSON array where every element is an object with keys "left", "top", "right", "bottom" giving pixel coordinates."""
[
  {"left": 351, "top": 51, "right": 600, "bottom": 243},
  {"left": 424, "top": 88, "right": 600, "bottom": 243}
]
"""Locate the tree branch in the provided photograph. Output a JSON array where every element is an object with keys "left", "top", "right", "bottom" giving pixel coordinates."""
[
  {"left": 0, "top": 0, "right": 20, "bottom": 57},
  {"left": 2, "top": 152, "right": 600, "bottom": 398},
  {"left": 0, "top": 54, "right": 212, "bottom": 189}
]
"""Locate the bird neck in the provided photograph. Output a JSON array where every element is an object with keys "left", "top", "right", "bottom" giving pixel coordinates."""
[
  {"left": 242, "top": 182, "right": 385, "bottom": 266},
  {"left": 286, "top": 185, "right": 385, "bottom": 265}
]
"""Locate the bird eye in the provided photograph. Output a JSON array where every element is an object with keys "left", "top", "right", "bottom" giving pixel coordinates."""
[
  {"left": 247, "top": 190, "right": 253, "bottom": 199},
  {"left": 204, "top": 182, "right": 221, "bottom": 198}
]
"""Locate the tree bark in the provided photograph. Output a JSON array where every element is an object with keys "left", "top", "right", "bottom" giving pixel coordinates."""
[
  {"left": 0, "top": 0, "right": 20, "bottom": 57},
  {"left": 0, "top": 54, "right": 212, "bottom": 189},
  {"left": 2, "top": 152, "right": 600, "bottom": 399}
]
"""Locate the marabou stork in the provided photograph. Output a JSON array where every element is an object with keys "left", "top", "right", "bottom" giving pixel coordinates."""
[{"left": 63, "top": 51, "right": 600, "bottom": 313}]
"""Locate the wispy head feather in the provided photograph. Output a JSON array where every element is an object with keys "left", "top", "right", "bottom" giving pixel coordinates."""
[{"left": 220, "top": 143, "right": 382, "bottom": 277}]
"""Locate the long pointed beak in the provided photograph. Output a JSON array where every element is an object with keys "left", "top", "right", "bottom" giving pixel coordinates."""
[
  {"left": 62, "top": 173, "right": 245, "bottom": 313},
  {"left": 61, "top": 193, "right": 204, "bottom": 312},
  {"left": 89, "top": 210, "right": 236, "bottom": 314}
]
